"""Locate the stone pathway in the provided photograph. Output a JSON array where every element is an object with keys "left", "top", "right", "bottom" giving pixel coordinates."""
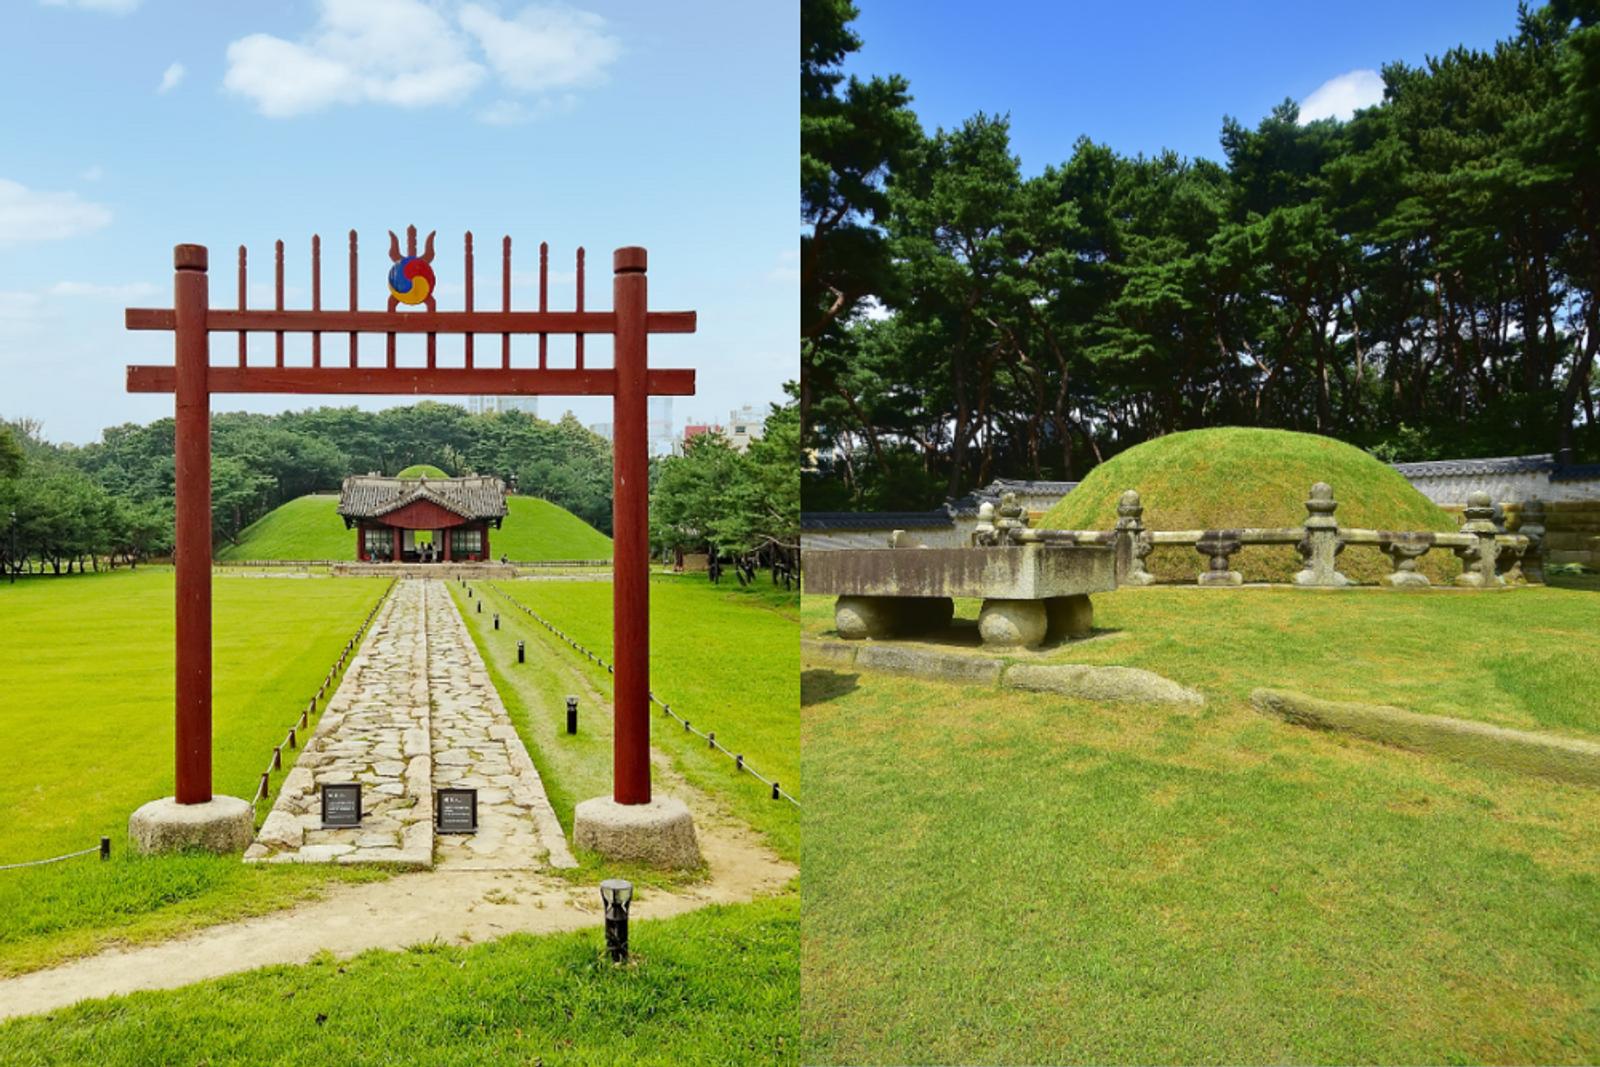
[
  {"left": 247, "top": 578, "right": 573, "bottom": 869},
  {"left": 427, "top": 583, "right": 571, "bottom": 869}
]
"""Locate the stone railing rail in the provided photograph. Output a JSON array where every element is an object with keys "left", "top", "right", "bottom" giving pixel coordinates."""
[{"left": 972, "top": 485, "right": 1541, "bottom": 590}]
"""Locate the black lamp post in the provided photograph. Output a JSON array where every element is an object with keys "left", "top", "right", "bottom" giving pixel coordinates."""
[
  {"left": 566, "top": 695, "right": 579, "bottom": 735},
  {"left": 600, "top": 878, "right": 633, "bottom": 962}
]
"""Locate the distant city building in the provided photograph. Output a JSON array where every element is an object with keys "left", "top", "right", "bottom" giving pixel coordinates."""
[
  {"left": 649, "top": 396, "right": 674, "bottom": 456},
  {"left": 679, "top": 405, "right": 768, "bottom": 454},
  {"left": 726, "top": 405, "right": 766, "bottom": 452},
  {"left": 466, "top": 396, "right": 539, "bottom": 418}
]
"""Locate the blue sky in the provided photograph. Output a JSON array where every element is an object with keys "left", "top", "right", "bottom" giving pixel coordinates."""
[
  {"left": 843, "top": 0, "right": 1523, "bottom": 174},
  {"left": 1, "top": 0, "right": 795, "bottom": 445}
]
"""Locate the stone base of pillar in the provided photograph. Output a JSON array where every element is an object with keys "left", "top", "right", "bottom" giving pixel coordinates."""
[
  {"left": 1197, "top": 571, "right": 1243, "bottom": 586},
  {"left": 129, "top": 795, "right": 255, "bottom": 855},
  {"left": 573, "top": 795, "right": 701, "bottom": 869},
  {"left": 1383, "top": 571, "right": 1431, "bottom": 588},
  {"left": 1045, "top": 594, "right": 1094, "bottom": 641},
  {"left": 978, "top": 598, "right": 1048, "bottom": 648},
  {"left": 835, "top": 595, "right": 900, "bottom": 640}
]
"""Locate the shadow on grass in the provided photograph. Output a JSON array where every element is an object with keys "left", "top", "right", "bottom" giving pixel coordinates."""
[
  {"left": 1548, "top": 571, "right": 1600, "bottom": 593},
  {"left": 801, "top": 669, "right": 859, "bottom": 706}
]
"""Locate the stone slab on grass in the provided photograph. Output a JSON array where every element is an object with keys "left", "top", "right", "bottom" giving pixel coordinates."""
[
  {"left": 1252, "top": 687, "right": 1600, "bottom": 787},
  {"left": 799, "top": 639, "right": 858, "bottom": 666},
  {"left": 1002, "top": 663, "right": 1204, "bottom": 707},
  {"left": 856, "top": 644, "right": 1004, "bottom": 687}
]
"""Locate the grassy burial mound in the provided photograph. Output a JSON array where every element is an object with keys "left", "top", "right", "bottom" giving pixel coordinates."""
[
  {"left": 218, "top": 494, "right": 612, "bottom": 562},
  {"left": 216, "top": 494, "right": 348, "bottom": 561},
  {"left": 1042, "top": 427, "right": 1462, "bottom": 584},
  {"left": 395, "top": 463, "right": 449, "bottom": 478}
]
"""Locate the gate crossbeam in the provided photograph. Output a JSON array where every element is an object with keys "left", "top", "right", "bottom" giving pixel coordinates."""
[{"left": 126, "top": 231, "right": 690, "bottom": 815}]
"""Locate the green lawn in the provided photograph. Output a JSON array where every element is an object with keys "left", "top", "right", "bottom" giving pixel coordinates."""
[
  {"left": 804, "top": 584, "right": 1600, "bottom": 739},
  {"left": 218, "top": 494, "right": 612, "bottom": 562},
  {"left": 0, "top": 569, "right": 391, "bottom": 976},
  {"left": 466, "top": 574, "right": 799, "bottom": 862},
  {"left": 0, "top": 895, "right": 797, "bottom": 1066},
  {"left": 802, "top": 584, "right": 1600, "bottom": 1063}
]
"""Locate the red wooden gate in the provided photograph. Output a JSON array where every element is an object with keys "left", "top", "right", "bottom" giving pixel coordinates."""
[{"left": 125, "top": 228, "right": 695, "bottom": 809}]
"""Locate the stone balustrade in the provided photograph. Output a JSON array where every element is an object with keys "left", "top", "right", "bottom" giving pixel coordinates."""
[{"left": 989, "top": 486, "right": 1541, "bottom": 590}]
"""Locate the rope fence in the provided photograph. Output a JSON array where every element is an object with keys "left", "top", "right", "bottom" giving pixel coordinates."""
[
  {"left": 481, "top": 581, "right": 800, "bottom": 808},
  {"left": 0, "top": 837, "right": 111, "bottom": 872},
  {"left": 250, "top": 578, "right": 398, "bottom": 809}
]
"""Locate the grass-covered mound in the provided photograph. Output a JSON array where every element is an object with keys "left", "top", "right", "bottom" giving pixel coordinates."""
[
  {"left": 1042, "top": 427, "right": 1461, "bottom": 584},
  {"left": 216, "top": 494, "right": 349, "bottom": 560},
  {"left": 218, "top": 495, "right": 612, "bottom": 562},
  {"left": 396, "top": 463, "right": 449, "bottom": 478}
]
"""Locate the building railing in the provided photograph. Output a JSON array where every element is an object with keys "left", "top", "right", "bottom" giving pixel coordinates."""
[{"left": 974, "top": 485, "right": 1542, "bottom": 589}]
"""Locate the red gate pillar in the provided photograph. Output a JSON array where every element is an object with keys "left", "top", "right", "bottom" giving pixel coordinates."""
[
  {"left": 173, "top": 244, "right": 213, "bottom": 805},
  {"left": 612, "top": 247, "right": 650, "bottom": 805}
]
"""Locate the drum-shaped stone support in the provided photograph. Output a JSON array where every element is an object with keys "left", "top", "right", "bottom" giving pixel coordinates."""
[
  {"left": 978, "top": 598, "right": 1048, "bottom": 648},
  {"left": 834, "top": 595, "right": 953, "bottom": 639},
  {"left": 1045, "top": 594, "right": 1094, "bottom": 642}
]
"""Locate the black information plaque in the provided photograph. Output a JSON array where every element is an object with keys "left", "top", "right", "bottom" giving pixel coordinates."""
[
  {"left": 321, "top": 783, "right": 362, "bottom": 828},
  {"left": 435, "top": 788, "right": 478, "bottom": 834}
]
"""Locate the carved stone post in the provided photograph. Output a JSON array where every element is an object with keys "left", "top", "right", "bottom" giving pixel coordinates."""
[
  {"left": 1195, "top": 531, "right": 1243, "bottom": 586},
  {"left": 1116, "top": 489, "right": 1155, "bottom": 586},
  {"left": 1454, "top": 491, "right": 1503, "bottom": 588},
  {"left": 995, "top": 491, "right": 1027, "bottom": 542},
  {"left": 972, "top": 501, "right": 998, "bottom": 547},
  {"left": 1498, "top": 536, "right": 1528, "bottom": 585},
  {"left": 1380, "top": 534, "right": 1432, "bottom": 587},
  {"left": 1294, "top": 481, "right": 1350, "bottom": 587},
  {"left": 1515, "top": 497, "right": 1546, "bottom": 584}
]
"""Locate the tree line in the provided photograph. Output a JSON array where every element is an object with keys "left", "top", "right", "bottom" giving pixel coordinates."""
[
  {"left": 1, "top": 397, "right": 802, "bottom": 580},
  {"left": 651, "top": 399, "right": 801, "bottom": 576},
  {"left": 803, "top": 0, "right": 1600, "bottom": 509},
  {"left": 0, "top": 403, "right": 615, "bottom": 576}
]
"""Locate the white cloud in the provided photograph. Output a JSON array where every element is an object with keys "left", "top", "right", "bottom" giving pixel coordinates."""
[
  {"left": 157, "top": 61, "right": 185, "bottom": 94},
  {"left": 224, "top": 0, "right": 486, "bottom": 117},
  {"left": 0, "top": 179, "right": 112, "bottom": 243},
  {"left": 224, "top": 0, "right": 617, "bottom": 118},
  {"left": 48, "top": 281, "right": 159, "bottom": 300},
  {"left": 1299, "top": 69, "right": 1385, "bottom": 124},
  {"left": 80, "top": 164, "right": 104, "bottom": 182},
  {"left": 458, "top": 3, "right": 618, "bottom": 93},
  {"left": 39, "top": 0, "right": 141, "bottom": 13}
]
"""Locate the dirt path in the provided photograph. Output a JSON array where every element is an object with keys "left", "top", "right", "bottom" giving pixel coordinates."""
[{"left": 0, "top": 794, "right": 793, "bottom": 1021}]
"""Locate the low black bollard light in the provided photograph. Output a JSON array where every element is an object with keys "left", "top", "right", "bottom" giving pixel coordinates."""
[
  {"left": 771, "top": 781, "right": 780, "bottom": 800},
  {"left": 99, "top": 836, "right": 110, "bottom": 861},
  {"left": 517, "top": 640, "right": 525, "bottom": 664},
  {"left": 477, "top": 599, "right": 482, "bottom": 614},
  {"left": 493, "top": 612, "right": 499, "bottom": 630},
  {"left": 600, "top": 878, "right": 633, "bottom": 963},
  {"left": 566, "top": 695, "right": 579, "bottom": 735}
]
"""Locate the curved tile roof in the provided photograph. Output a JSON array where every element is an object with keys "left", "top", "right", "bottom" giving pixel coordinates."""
[
  {"left": 1390, "top": 454, "right": 1554, "bottom": 477},
  {"left": 337, "top": 474, "right": 508, "bottom": 523}
]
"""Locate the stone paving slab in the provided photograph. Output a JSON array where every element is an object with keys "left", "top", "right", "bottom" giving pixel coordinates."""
[
  {"left": 426, "top": 579, "right": 576, "bottom": 870},
  {"left": 247, "top": 579, "right": 573, "bottom": 869}
]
